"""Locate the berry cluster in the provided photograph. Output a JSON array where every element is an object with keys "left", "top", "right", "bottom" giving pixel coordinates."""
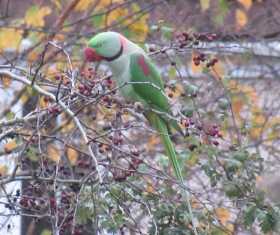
[
  {"left": 193, "top": 53, "right": 219, "bottom": 68},
  {"left": 193, "top": 33, "right": 218, "bottom": 42},
  {"left": 205, "top": 124, "right": 223, "bottom": 146},
  {"left": 175, "top": 32, "right": 190, "bottom": 48}
]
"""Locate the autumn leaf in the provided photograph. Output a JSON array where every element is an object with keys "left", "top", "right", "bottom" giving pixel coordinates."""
[
  {"left": 4, "top": 140, "right": 17, "bottom": 153},
  {"left": 200, "top": 0, "right": 210, "bottom": 12},
  {"left": 211, "top": 59, "right": 226, "bottom": 80},
  {"left": 0, "top": 28, "right": 22, "bottom": 52},
  {"left": 215, "top": 207, "right": 231, "bottom": 225},
  {"left": 47, "top": 144, "right": 61, "bottom": 163},
  {"left": 39, "top": 96, "right": 49, "bottom": 109},
  {"left": 0, "top": 75, "right": 11, "bottom": 88},
  {"left": 67, "top": 147, "right": 79, "bottom": 165},
  {"left": 165, "top": 84, "right": 184, "bottom": 99},
  {"left": 264, "top": 117, "right": 280, "bottom": 143},
  {"left": 146, "top": 180, "right": 155, "bottom": 193},
  {"left": 59, "top": 113, "right": 75, "bottom": 133},
  {"left": 96, "top": 0, "right": 123, "bottom": 10},
  {"left": 25, "top": 5, "right": 52, "bottom": 27},
  {"left": 249, "top": 106, "right": 266, "bottom": 139},
  {"left": 107, "top": 8, "right": 128, "bottom": 26},
  {"left": 127, "top": 3, "right": 149, "bottom": 41},
  {"left": 75, "top": 0, "right": 93, "bottom": 11},
  {"left": 0, "top": 165, "right": 8, "bottom": 176},
  {"left": 191, "top": 197, "right": 202, "bottom": 209},
  {"left": 147, "top": 135, "right": 160, "bottom": 152},
  {"left": 27, "top": 51, "right": 40, "bottom": 63},
  {"left": 51, "top": 0, "right": 62, "bottom": 10},
  {"left": 76, "top": 0, "right": 123, "bottom": 11},
  {"left": 238, "top": 0, "right": 252, "bottom": 10},
  {"left": 235, "top": 9, "right": 248, "bottom": 29}
]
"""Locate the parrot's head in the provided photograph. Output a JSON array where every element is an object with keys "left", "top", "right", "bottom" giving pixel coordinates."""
[{"left": 84, "top": 31, "right": 126, "bottom": 62}]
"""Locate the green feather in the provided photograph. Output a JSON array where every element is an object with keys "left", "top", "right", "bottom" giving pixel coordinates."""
[{"left": 145, "top": 111, "right": 182, "bottom": 179}]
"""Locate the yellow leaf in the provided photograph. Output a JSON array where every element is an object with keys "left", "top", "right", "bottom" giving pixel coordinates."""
[
  {"left": 255, "top": 175, "right": 262, "bottom": 183},
  {"left": 249, "top": 106, "right": 266, "bottom": 139},
  {"left": 186, "top": 152, "right": 199, "bottom": 166},
  {"left": 39, "top": 96, "right": 49, "bottom": 109},
  {"left": 165, "top": 84, "right": 183, "bottom": 99},
  {"left": 0, "top": 165, "right": 8, "bottom": 176},
  {"left": 215, "top": 207, "right": 231, "bottom": 225},
  {"left": 211, "top": 59, "right": 225, "bottom": 79},
  {"left": 226, "top": 223, "right": 234, "bottom": 234},
  {"left": 200, "top": 0, "right": 210, "bottom": 12},
  {"left": 127, "top": 3, "right": 149, "bottom": 41},
  {"left": 238, "top": 0, "right": 252, "bottom": 10},
  {"left": 67, "top": 147, "right": 79, "bottom": 165},
  {"left": 191, "top": 198, "right": 202, "bottom": 209},
  {"left": 231, "top": 97, "right": 244, "bottom": 121},
  {"left": 146, "top": 181, "right": 155, "bottom": 193},
  {"left": 47, "top": 144, "right": 61, "bottom": 163},
  {"left": 4, "top": 140, "right": 17, "bottom": 153},
  {"left": 96, "top": 0, "right": 123, "bottom": 10},
  {"left": 27, "top": 51, "right": 39, "bottom": 63},
  {"left": 264, "top": 117, "right": 280, "bottom": 143},
  {"left": 51, "top": 0, "right": 62, "bottom": 10},
  {"left": 228, "top": 81, "right": 258, "bottom": 104},
  {"left": 107, "top": 8, "right": 128, "bottom": 26},
  {"left": 60, "top": 118, "right": 75, "bottom": 133},
  {"left": 75, "top": 0, "right": 93, "bottom": 11},
  {"left": 0, "top": 75, "right": 11, "bottom": 88},
  {"left": 0, "top": 28, "right": 22, "bottom": 51},
  {"left": 146, "top": 135, "right": 160, "bottom": 152},
  {"left": 25, "top": 6, "right": 51, "bottom": 27},
  {"left": 235, "top": 9, "right": 248, "bottom": 29}
]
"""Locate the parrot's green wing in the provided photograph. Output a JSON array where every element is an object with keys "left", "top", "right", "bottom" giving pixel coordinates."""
[
  {"left": 129, "top": 52, "right": 183, "bottom": 180},
  {"left": 129, "top": 53, "right": 183, "bottom": 134},
  {"left": 129, "top": 53, "right": 169, "bottom": 113}
]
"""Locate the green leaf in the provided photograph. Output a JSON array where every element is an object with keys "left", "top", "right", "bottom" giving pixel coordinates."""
[
  {"left": 224, "top": 182, "right": 241, "bottom": 198},
  {"left": 91, "top": 14, "right": 104, "bottom": 27},
  {"left": 41, "top": 230, "right": 52, "bottom": 235},
  {"left": 26, "top": 147, "right": 38, "bottom": 162},
  {"left": 214, "top": 0, "right": 229, "bottom": 25},
  {"left": 218, "top": 98, "right": 229, "bottom": 110},
  {"left": 243, "top": 204, "right": 256, "bottom": 227},
  {"left": 233, "top": 150, "right": 249, "bottom": 162},
  {"left": 76, "top": 206, "right": 92, "bottom": 224},
  {"left": 161, "top": 26, "right": 173, "bottom": 40},
  {"left": 200, "top": 0, "right": 210, "bottom": 12},
  {"left": 258, "top": 209, "right": 277, "bottom": 233},
  {"left": 224, "top": 159, "right": 243, "bottom": 173},
  {"left": 184, "top": 84, "right": 198, "bottom": 96},
  {"left": 6, "top": 111, "right": 15, "bottom": 120},
  {"left": 168, "top": 66, "right": 177, "bottom": 79},
  {"left": 182, "top": 107, "right": 194, "bottom": 117}
]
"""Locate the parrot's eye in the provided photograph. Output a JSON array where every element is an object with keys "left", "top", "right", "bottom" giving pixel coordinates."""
[{"left": 95, "top": 42, "right": 104, "bottom": 48}]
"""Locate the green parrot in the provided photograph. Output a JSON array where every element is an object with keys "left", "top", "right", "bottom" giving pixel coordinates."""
[
  {"left": 84, "top": 31, "right": 183, "bottom": 181},
  {"left": 84, "top": 32, "right": 198, "bottom": 234}
]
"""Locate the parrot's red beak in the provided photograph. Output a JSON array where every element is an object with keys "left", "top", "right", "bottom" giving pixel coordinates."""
[{"left": 84, "top": 47, "right": 103, "bottom": 62}]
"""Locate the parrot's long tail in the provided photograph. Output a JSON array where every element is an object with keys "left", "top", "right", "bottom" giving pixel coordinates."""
[
  {"left": 146, "top": 111, "right": 198, "bottom": 235},
  {"left": 154, "top": 115, "right": 183, "bottom": 180},
  {"left": 145, "top": 111, "right": 183, "bottom": 180}
]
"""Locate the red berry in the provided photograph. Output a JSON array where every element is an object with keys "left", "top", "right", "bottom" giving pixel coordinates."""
[
  {"left": 212, "top": 58, "right": 218, "bottom": 64},
  {"left": 54, "top": 75, "right": 61, "bottom": 80},
  {"left": 213, "top": 140, "right": 219, "bottom": 146},
  {"left": 194, "top": 60, "right": 200, "bottom": 66}
]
